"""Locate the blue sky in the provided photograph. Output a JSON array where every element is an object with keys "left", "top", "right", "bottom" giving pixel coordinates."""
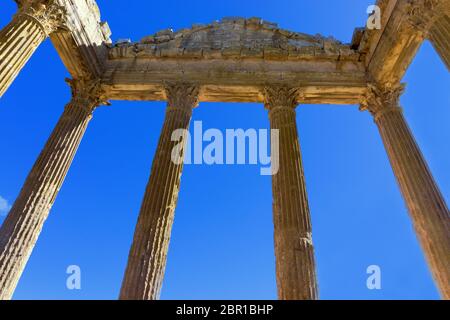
[{"left": 1, "top": 0, "right": 449, "bottom": 300}]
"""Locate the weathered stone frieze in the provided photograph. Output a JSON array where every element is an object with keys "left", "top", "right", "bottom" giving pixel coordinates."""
[
  {"left": 108, "top": 17, "right": 360, "bottom": 62},
  {"left": 405, "top": 0, "right": 443, "bottom": 35}
]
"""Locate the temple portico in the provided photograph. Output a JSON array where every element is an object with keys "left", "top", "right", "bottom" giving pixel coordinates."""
[{"left": 0, "top": 0, "right": 449, "bottom": 300}]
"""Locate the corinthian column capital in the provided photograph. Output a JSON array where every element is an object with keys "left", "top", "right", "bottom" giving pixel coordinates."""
[
  {"left": 263, "top": 85, "right": 301, "bottom": 112},
  {"left": 164, "top": 83, "right": 200, "bottom": 113},
  {"left": 17, "top": 0, "right": 67, "bottom": 36},
  {"left": 66, "top": 78, "right": 110, "bottom": 114},
  {"left": 360, "top": 83, "right": 405, "bottom": 121}
]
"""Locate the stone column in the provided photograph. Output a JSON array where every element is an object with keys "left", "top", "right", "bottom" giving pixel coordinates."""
[
  {"left": 264, "top": 86, "right": 318, "bottom": 300},
  {"left": 361, "top": 83, "right": 450, "bottom": 299},
  {"left": 120, "top": 83, "right": 199, "bottom": 300},
  {"left": 0, "top": 78, "right": 106, "bottom": 300},
  {"left": 0, "top": 1, "right": 65, "bottom": 97},
  {"left": 429, "top": 14, "right": 450, "bottom": 71}
]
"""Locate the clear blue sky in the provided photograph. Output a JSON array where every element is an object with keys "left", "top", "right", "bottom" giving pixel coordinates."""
[{"left": 1, "top": 1, "right": 448, "bottom": 300}]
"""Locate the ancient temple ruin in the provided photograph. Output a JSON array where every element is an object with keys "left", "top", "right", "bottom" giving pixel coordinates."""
[{"left": 0, "top": 0, "right": 449, "bottom": 300}]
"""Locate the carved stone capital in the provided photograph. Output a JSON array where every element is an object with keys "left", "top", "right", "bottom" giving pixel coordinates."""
[
  {"left": 405, "top": 0, "right": 443, "bottom": 36},
  {"left": 17, "top": 0, "right": 67, "bottom": 36},
  {"left": 360, "top": 83, "right": 405, "bottom": 120},
  {"left": 165, "top": 83, "right": 200, "bottom": 112},
  {"left": 264, "top": 85, "right": 301, "bottom": 110},
  {"left": 66, "top": 78, "right": 110, "bottom": 114}
]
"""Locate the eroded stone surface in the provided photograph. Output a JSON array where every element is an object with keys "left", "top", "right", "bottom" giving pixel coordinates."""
[
  {"left": 109, "top": 17, "right": 359, "bottom": 61},
  {"left": 361, "top": 83, "right": 450, "bottom": 299},
  {"left": 119, "top": 84, "right": 199, "bottom": 300},
  {"left": 265, "top": 85, "right": 318, "bottom": 300}
]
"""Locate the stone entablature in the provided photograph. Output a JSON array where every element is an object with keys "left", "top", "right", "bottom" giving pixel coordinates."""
[{"left": 109, "top": 17, "right": 360, "bottom": 62}]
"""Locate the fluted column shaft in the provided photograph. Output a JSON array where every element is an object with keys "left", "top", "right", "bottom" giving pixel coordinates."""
[
  {"left": 429, "top": 14, "right": 450, "bottom": 71},
  {"left": 362, "top": 84, "right": 450, "bottom": 299},
  {"left": 0, "top": 79, "right": 104, "bottom": 300},
  {"left": 120, "top": 84, "right": 199, "bottom": 300},
  {"left": 0, "top": 1, "right": 65, "bottom": 97},
  {"left": 265, "top": 86, "right": 318, "bottom": 300}
]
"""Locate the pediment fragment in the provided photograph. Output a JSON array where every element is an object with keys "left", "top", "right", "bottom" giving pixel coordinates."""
[{"left": 109, "top": 17, "right": 359, "bottom": 61}]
